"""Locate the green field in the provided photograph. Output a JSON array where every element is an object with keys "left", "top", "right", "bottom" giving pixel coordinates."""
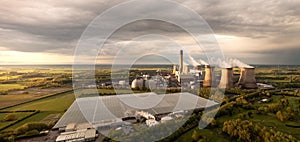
[
  {"left": 6, "top": 112, "right": 54, "bottom": 130},
  {"left": 0, "top": 112, "right": 33, "bottom": 130},
  {"left": 0, "top": 75, "right": 21, "bottom": 80},
  {"left": 0, "top": 87, "right": 72, "bottom": 109},
  {"left": 38, "top": 69, "right": 72, "bottom": 74},
  {"left": 176, "top": 128, "right": 229, "bottom": 142},
  {"left": 0, "top": 91, "right": 75, "bottom": 131},
  {"left": 4, "top": 91, "right": 74, "bottom": 112},
  {"left": 0, "top": 94, "right": 37, "bottom": 109},
  {"left": 0, "top": 84, "right": 25, "bottom": 92},
  {"left": 178, "top": 94, "right": 300, "bottom": 141},
  {"left": 76, "top": 88, "right": 148, "bottom": 97}
]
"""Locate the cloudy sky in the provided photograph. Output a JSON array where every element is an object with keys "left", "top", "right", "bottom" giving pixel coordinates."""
[{"left": 0, "top": 0, "right": 299, "bottom": 65}]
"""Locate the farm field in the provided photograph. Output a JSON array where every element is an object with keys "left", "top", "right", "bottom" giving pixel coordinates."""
[
  {"left": 0, "top": 87, "right": 72, "bottom": 109},
  {"left": 0, "top": 84, "right": 25, "bottom": 92},
  {"left": 0, "top": 91, "right": 75, "bottom": 131},
  {"left": 76, "top": 88, "right": 149, "bottom": 97},
  {"left": 175, "top": 128, "right": 228, "bottom": 142},
  {"left": 0, "top": 65, "right": 300, "bottom": 141},
  {"left": 0, "top": 112, "right": 34, "bottom": 130},
  {"left": 3, "top": 91, "right": 75, "bottom": 112}
]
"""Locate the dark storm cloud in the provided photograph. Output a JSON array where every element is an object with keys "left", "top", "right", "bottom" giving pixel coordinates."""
[
  {"left": 0, "top": 0, "right": 122, "bottom": 53},
  {"left": 184, "top": 0, "right": 300, "bottom": 37},
  {"left": 225, "top": 46, "right": 300, "bottom": 65},
  {"left": 0, "top": 0, "right": 299, "bottom": 64}
]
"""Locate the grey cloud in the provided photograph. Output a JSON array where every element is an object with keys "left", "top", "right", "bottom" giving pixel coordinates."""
[
  {"left": 0, "top": 0, "right": 123, "bottom": 53},
  {"left": 0, "top": 0, "right": 299, "bottom": 65},
  {"left": 226, "top": 46, "right": 300, "bottom": 65},
  {"left": 180, "top": 0, "right": 300, "bottom": 38}
]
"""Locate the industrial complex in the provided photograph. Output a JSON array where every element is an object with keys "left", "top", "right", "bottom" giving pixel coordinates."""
[
  {"left": 131, "top": 50, "right": 258, "bottom": 90},
  {"left": 53, "top": 50, "right": 258, "bottom": 141}
]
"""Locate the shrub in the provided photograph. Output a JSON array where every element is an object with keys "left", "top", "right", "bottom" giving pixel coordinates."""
[
  {"left": 3, "top": 114, "right": 17, "bottom": 122},
  {"left": 14, "top": 125, "right": 29, "bottom": 135},
  {"left": 276, "top": 111, "right": 285, "bottom": 122},
  {"left": 0, "top": 91, "right": 8, "bottom": 95},
  {"left": 25, "top": 122, "right": 48, "bottom": 131},
  {"left": 191, "top": 130, "right": 202, "bottom": 142},
  {"left": 7, "top": 136, "right": 14, "bottom": 142},
  {"left": 14, "top": 122, "right": 48, "bottom": 136},
  {"left": 25, "top": 130, "right": 39, "bottom": 137}
]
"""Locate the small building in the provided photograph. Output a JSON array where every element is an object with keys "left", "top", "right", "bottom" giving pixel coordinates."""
[
  {"left": 160, "top": 116, "right": 173, "bottom": 123},
  {"left": 56, "top": 123, "right": 97, "bottom": 142},
  {"left": 65, "top": 123, "right": 76, "bottom": 132},
  {"left": 145, "top": 119, "right": 159, "bottom": 127},
  {"left": 56, "top": 128, "right": 97, "bottom": 142}
]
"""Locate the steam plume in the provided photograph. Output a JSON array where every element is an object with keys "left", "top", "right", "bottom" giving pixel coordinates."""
[{"left": 227, "top": 58, "right": 253, "bottom": 68}]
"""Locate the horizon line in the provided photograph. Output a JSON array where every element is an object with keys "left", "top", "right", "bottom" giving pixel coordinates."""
[{"left": 0, "top": 63, "right": 300, "bottom": 66}]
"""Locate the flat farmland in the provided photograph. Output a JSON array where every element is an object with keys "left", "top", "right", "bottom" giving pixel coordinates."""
[
  {"left": 0, "top": 87, "right": 72, "bottom": 109},
  {"left": 0, "top": 84, "right": 25, "bottom": 92},
  {"left": 3, "top": 90, "right": 74, "bottom": 111},
  {"left": 1, "top": 91, "right": 75, "bottom": 131},
  {"left": 0, "top": 112, "right": 34, "bottom": 130},
  {"left": 0, "top": 75, "right": 21, "bottom": 80}
]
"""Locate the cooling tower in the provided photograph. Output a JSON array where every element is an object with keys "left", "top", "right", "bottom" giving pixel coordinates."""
[
  {"left": 182, "top": 65, "right": 189, "bottom": 74},
  {"left": 219, "top": 68, "right": 234, "bottom": 89},
  {"left": 203, "top": 65, "right": 212, "bottom": 87},
  {"left": 237, "top": 67, "right": 257, "bottom": 89},
  {"left": 179, "top": 50, "right": 183, "bottom": 74},
  {"left": 172, "top": 65, "right": 177, "bottom": 74},
  {"left": 131, "top": 79, "right": 137, "bottom": 88}
]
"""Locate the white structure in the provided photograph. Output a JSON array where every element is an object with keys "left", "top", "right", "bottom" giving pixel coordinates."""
[
  {"left": 257, "top": 83, "right": 274, "bottom": 89},
  {"left": 54, "top": 92, "right": 219, "bottom": 129},
  {"left": 161, "top": 116, "right": 173, "bottom": 123},
  {"left": 135, "top": 111, "right": 155, "bottom": 120},
  {"left": 56, "top": 123, "right": 97, "bottom": 142},
  {"left": 146, "top": 119, "right": 159, "bottom": 127},
  {"left": 131, "top": 75, "right": 167, "bottom": 89},
  {"left": 119, "top": 80, "right": 126, "bottom": 86}
]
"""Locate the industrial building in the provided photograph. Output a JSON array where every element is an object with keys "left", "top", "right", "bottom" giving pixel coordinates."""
[
  {"left": 53, "top": 92, "right": 218, "bottom": 131},
  {"left": 56, "top": 123, "right": 98, "bottom": 142},
  {"left": 131, "top": 75, "right": 167, "bottom": 89},
  {"left": 171, "top": 50, "right": 258, "bottom": 89}
]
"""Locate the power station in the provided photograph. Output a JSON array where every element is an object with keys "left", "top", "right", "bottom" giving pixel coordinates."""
[
  {"left": 130, "top": 50, "right": 257, "bottom": 90},
  {"left": 172, "top": 50, "right": 257, "bottom": 89},
  {"left": 55, "top": 50, "right": 259, "bottom": 142}
]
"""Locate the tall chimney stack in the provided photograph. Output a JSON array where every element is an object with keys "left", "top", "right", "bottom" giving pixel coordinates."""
[
  {"left": 179, "top": 50, "right": 183, "bottom": 74},
  {"left": 219, "top": 68, "right": 234, "bottom": 89},
  {"left": 237, "top": 67, "right": 257, "bottom": 89},
  {"left": 203, "top": 65, "right": 212, "bottom": 87}
]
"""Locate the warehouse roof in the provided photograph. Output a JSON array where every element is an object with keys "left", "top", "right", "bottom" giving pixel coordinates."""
[{"left": 54, "top": 92, "right": 218, "bottom": 129}]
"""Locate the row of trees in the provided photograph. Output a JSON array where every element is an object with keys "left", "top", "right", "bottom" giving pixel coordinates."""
[
  {"left": 103, "top": 111, "right": 214, "bottom": 142},
  {"left": 256, "top": 96, "right": 297, "bottom": 122},
  {"left": 272, "top": 90, "right": 300, "bottom": 97},
  {"left": 276, "top": 106, "right": 295, "bottom": 122},
  {"left": 222, "top": 119, "right": 297, "bottom": 142},
  {"left": 2, "top": 114, "right": 17, "bottom": 122},
  {"left": 25, "top": 76, "right": 72, "bottom": 89},
  {"left": 0, "top": 122, "right": 52, "bottom": 142}
]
